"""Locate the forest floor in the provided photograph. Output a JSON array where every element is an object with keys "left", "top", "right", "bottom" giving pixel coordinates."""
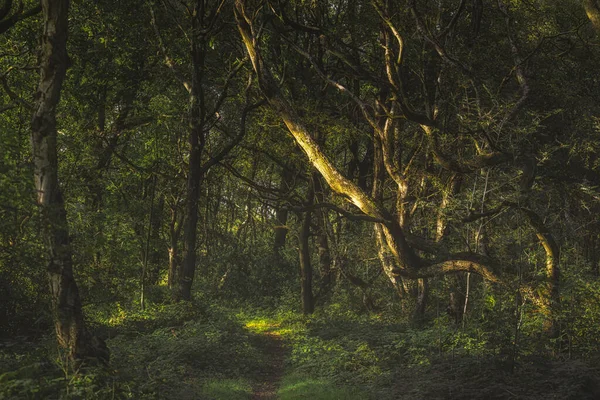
[
  {"left": 248, "top": 323, "right": 286, "bottom": 399},
  {"left": 2, "top": 301, "right": 600, "bottom": 399}
]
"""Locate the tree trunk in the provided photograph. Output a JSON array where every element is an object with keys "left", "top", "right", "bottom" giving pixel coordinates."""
[
  {"left": 415, "top": 278, "right": 429, "bottom": 321},
  {"left": 584, "top": 0, "right": 600, "bottom": 34},
  {"left": 273, "top": 208, "right": 289, "bottom": 253},
  {"left": 31, "top": 0, "right": 107, "bottom": 363},
  {"left": 313, "top": 173, "right": 334, "bottom": 298},
  {"left": 273, "top": 168, "right": 292, "bottom": 258},
  {"left": 299, "top": 177, "right": 315, "bottom": 314},
  {"left": 372, "top": 136, "right": 405, "bottom": 295},
  {"left": 148, "top": 195, "right": 165, "bottom": 285},
  {"left": 168, "top": 205, "right": 183, "bottom": 290},
  {"left": 437, "top": 174, "right": 464, "bottom": 324},
  {"left": 521, "top": 208, "right": 561, "bottom": 338},
  {"left": 178, "top": 142, "right": 202, "bottom": 300},
  {"left": 235, "top": 0, "right": 500, "bottom": 288},
  {"left": 179, "top": 12, "right": 206, "bottom": 301}
]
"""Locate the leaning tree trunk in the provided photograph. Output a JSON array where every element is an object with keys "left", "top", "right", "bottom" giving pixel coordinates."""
[
  {"left": 31, "top": 0, "right": 107, "bottom": 363},
  {"left": 235, "top": 0, "right": 500, "bottom": 290}
]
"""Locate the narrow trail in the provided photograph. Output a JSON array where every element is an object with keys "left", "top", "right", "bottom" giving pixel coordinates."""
[{"left": 251, "top": 328, "right": 286, "bottom": 400}]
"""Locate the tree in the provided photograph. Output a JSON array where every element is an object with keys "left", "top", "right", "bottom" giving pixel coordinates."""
[
  {"left": 234, "top": 0, "right": 599, "bottom": 331},
  {"left": 30, "top": 0, "right": 106, "bottom": 363}
]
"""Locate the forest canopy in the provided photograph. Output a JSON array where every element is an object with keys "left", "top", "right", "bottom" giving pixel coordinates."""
[{"left": 1, "top": 0, "right": 600, "bottom": 398}]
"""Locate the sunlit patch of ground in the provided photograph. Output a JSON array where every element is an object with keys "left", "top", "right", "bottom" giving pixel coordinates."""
[{"left": 245, "top": 319, "right": 281, "bottom": 334}]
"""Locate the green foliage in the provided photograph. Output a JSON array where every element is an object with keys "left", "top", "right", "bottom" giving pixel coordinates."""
[
  {"left": 271, "top": 304, "right": 600, "bottom": 400},
  {"left": 0, "top": 302, "right": 262, "bottom": 399},
  {"left": 1, "top": 0, "right": 600, "bottom": 398},
  {"left": 201, "top": 378, "right": 253, "bottom": 400},
  {"left": 278, "top": 373, "right": 368, "bottom": 400}
]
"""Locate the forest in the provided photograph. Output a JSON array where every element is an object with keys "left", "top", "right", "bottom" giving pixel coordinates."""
[{"left": 1, "top": 0, "right": 600, "bottom": 398}]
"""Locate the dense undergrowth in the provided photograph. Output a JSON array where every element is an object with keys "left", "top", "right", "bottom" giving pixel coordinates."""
[
  {"left": 2, "top": 292, "right": 600, "bottom": 399},
  {"left": 271, "top": 306, "right": 600, "bottom": 399},
  {"left": 1, "top": 297, "right": 260, "bottom": 399}
]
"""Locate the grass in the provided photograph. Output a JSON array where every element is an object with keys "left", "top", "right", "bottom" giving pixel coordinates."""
[
  {"left": 278, "top": 372, "right": 369, "bottom": 400},
  {"left": 201, "top": 378, "right": 253, "bottom": 400},
  {"left": 3, "top": 301, "right": 600, "bottom": 399}
]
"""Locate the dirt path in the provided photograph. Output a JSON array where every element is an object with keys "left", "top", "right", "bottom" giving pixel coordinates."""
[{"left": 251, "top": 330, "right": 286, "bottom": 400}]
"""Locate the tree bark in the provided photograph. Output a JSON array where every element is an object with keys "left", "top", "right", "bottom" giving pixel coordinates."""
[
  {"left": 168, "top": 204, "right": 183, "bottom": 290},
  {"left": 313, "top": 173, "right": 334, "bottom": 298},
  {"left": 148, "top": 195, "right": 165, "bottom": 285},
  {"left": 179, "top": 3, "right": 207, "bottom": 301},
  {"left": 31, "top": 0, "right": 107, "bottom": 363},
  {"left": 299, "top": 176, "right": 315, "bottom": 314},
  {"left": 520, "top": 207, "right": 561, "bottom": 338},
  {"left": 415, "top": 278, "right": 429, "bottom": 321},
  {"left": 273, "top": 168, "right": 292, "bottom": 258},
  {"left": 235, "top": 0, "right": 500, "bottom": 288},
  {"left": 584, "top": 0, "right": 600, "bottom": 34}
]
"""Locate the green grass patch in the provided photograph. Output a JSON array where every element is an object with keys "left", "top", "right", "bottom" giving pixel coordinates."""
[
  {"left": 278, "top": 372, "right": 369, "bottom": 400},
  {"left": 201, "top": 378, "right": 253, "bottom": 400}
]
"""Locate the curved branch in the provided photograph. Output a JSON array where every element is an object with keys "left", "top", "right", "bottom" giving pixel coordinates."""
[
  {"left": 498, "top": 1, "right": 530, "bottom": 126},
  {"left": 235, "top": 0, "right": 389, "bottom": 223},
  {"left": 268, "top": 0, "right": 321, "bottom": 34},
  {"left": 0, "top": 1, "right": 41, "bottom": 35},
  {"left": 409, "top": 0, "right": 473, "bottom": 76},
  {"left": 421, "top": 125, "right": 510, "bottom": 173},
  {"left": 415, "top": 255, "right": 501, "bottom": 283},
  {"left": 1, "top": 75, "right": 33, "bottom": 110}
]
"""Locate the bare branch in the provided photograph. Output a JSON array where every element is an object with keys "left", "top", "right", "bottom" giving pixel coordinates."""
[
  {"left": 416, "top": 255, "right": 501, "bottom": 283},
  {"left": 0, "top": 1, "right": 41, "bottom": 35},
  {"left": 421, "top": 125, "right": 510, "bottom": 173},
  {"left": 409, "top": 0, "right": 473, "bottom": 76},
  {"left": 498, "top": 0, "right": 530, "bottom": 126},
  {"left": 0, "top": 75, "right": 32, "bottom": 110},
  {"left": 148, "top": 2, "right": 192, "bottom": 93},
  {"left": 268, "top": 0, "right": 321, "bottom": 34}
]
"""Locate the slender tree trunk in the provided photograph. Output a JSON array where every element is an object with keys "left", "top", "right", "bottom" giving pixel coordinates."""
[
  {"left": 415, "top": 278, "right": 429, "bottom": 320},
  {"left": 313, "top": 173, "right": 333, "bottom": 297},
  {"left": 437, "top": 174, "right": 464, "bottom": 323},
  {"left": 273, "top": 168, "right": 292, "bottom": 258},
  {"left": 148, "top": 195, "right": 165, "bottom": 284},
  {"left": 31, "top": 0, "right": 107, "bottom": 363},
  {"left": 273, "top": 208, "right": 289, "bottom": 253},
  {"left": 141, "top": 176, "right": 157, "bottom": 310},
  {"left": 179, "top": 13, "right": 206, "bottom": 301},
  {"left": 168, "top": 205, "right": 183, "bottom": 289},
  {"left": 179, "top": 161, "right": 202, "bottom": 300},
  {"left": 179, "top": 163, "right": 202, "bottom": 300},
  {"left": 299, "top": 177, "right": 315, "bottom": 314},
  {"left": 372, "top": 135, "right": 405, "bottom": 296}
]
